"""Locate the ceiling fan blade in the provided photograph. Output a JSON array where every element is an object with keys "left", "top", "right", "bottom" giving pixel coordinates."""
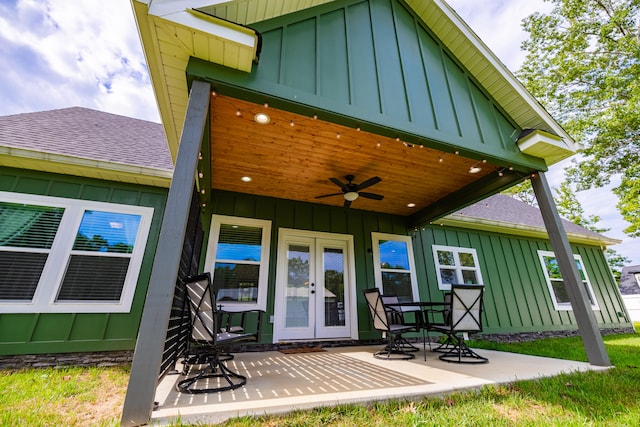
[
  {"left": 329, "top": 177, "right": 348, "bottom": 191},
  {"left": 357, "top": 176, "right": 381, "bottom": 190},
  {"left": 315, "top": 192, "right": 344, "bottom": 199},
  {"left": 358, "top": 192, "right": 384, "bottom": 200},
  {"left": 343, "top": 200, "right": 352, "bottom": 208}
]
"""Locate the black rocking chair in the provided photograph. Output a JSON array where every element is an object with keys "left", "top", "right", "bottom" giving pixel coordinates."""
[
  {"left": 176, "top": 273, "right": 262, "bottom": 393},
  {"left": 428, "top": 284, "right": 488, "bottom": 364},
  {"left": 364, "top": 288, "right": 417, "bottom": 360}
]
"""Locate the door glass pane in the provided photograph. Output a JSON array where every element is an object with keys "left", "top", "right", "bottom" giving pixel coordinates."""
[
  {"left": 379, "top": 240, "right": 409, "bottom": 270},
  {"left": 285, "top": 244, "right": 310, "bottom": 327},
  {"left": 381, "top": 271, "right": 412, "bottom": 302},
  {"left": 323, "top": 247, "right": 345, "bottom": 327},
  {"left": 213, "top": 263, "right": 259, "bottom": 302}
]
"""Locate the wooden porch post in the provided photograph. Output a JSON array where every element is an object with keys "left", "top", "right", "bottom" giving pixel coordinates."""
[
  {"left": 531, "top": 171, "right": 611, "bottom": 367},
  {"left": 120, "top": 80, "right": 211, "bottom": 426}
]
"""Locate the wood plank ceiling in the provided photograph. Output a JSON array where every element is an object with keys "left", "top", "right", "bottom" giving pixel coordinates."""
[{"left": 209, "top": 95, "right": 498, "bottom": 217}]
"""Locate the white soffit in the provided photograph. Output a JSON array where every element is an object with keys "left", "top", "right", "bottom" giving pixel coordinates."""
[{"left": 132, "top": 0, "right": 259, "bottom": 160}]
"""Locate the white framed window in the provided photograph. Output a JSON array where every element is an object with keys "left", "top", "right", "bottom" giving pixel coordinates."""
[
  {"left": 432, "top": 245, "right": 483, "bottom": 291},
  {"left": 371, "top": 233, "right": 419, "bottom": 302},
  {"left": 0, "top": 191, "right": 154, "bottom": 313},
  {"left": 203, "top": 215, "right": 271, "bottom": 311},
  {"left": 538, "top": 250, "right": 599, "bottom": 311}
]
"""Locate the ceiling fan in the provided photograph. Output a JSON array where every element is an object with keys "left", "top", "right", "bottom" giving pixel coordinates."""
[{"left": 315, "top": 174, "right": 384, "bottom": 208}]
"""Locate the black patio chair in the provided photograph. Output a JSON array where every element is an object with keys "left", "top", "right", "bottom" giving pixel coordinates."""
[
  {"left": 363, "top": 288, "right": 417, "bottom": 360},
  {"left": 176, "top": 273, "right": 263, "bottom": 394},
  {"left": 381, "top": 294, "right": 425, "bottom": 356},
  {"left": 428, "top": 284, "right": 488, "bottom": 364},
  {"left": 424, "top": 292, "right": 454, "bottom": 352}
]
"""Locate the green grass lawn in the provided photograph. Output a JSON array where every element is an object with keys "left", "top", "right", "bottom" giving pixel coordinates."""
[{"left": 2, "top": 325, "right": 639, "bottom": 426}]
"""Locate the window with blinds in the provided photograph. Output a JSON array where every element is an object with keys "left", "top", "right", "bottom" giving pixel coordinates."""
[
  {"left": 371, "top": 233, "right": 419, "bottom": 302},
  {"left": 205, "top": 215, "right": 271, "bottom": 310},
  {"left": 0, "top": 202, "right": 64, "bottom": 300},
  {"left": 0, "top": 192, "right": 153, "bottom": 313}
]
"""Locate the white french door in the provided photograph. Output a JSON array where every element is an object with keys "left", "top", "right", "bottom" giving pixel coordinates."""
[{"left": 273, "top": 229, "right": 356, "bottom": 342}]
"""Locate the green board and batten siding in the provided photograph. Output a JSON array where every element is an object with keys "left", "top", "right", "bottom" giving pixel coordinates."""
[
  {"left": 414, "top": 226, "right": 628, "bottom": 333},
  {"left": 211, "top": 190, "right": 628, "bottom": 342},
  {"left": 190, "top": 0, "right": 546, "bottom": 172},
  {"left": 0, "top": 167, "right": 167, "bottom": 355}
]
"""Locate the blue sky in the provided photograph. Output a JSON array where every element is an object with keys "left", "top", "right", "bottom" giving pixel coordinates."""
[{"left": 0, "top": 0, "right": 637, "bottom": 265}]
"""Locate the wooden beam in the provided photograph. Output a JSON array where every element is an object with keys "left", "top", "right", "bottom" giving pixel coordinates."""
[
  {"left": 120, "top": 80, "right": 211, "bottom": 426},
  {"left": 408, "top": 171, "right": 525, "bottom": 227}
]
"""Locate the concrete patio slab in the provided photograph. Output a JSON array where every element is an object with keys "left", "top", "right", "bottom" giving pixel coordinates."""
[{"left": 151, "top": 345, "right": 607, "bottom": 425}]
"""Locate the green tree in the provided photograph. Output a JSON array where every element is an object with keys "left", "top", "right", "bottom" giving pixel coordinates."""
[
  {"left": 502, "top": 181, "right": 537, "bottom": 207},
  {"left": 518, "top": 0, "right": 640, "bottom": 237},
  {"left": 554, "top": 181, "right": 608, "bottom": 233}
]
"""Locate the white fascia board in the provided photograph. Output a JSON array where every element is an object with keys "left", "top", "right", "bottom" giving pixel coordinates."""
[
  {"left": 148, "top": 0, "right": 229, "bottom": 17},
  {"left": 0, "top": 146, "right": 173, "bottom": 184},
  {"left": 427, "top": 0, "right": 575, "bottom": 144},
  {"left": 149, "top": 2, "right": 256, "bottom": 48}
]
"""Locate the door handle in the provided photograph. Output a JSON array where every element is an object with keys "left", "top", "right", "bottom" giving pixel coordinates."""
[{"left": 310, "top": 283, "right": 315, "bottom": 294}]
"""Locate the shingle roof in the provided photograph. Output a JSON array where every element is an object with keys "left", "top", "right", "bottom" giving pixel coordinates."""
[
  {"left": 451, "top": 193, "right": 615, "bottom": 243},
  {"left": 620, "top": 265, "right": 640, "bottom": 295},
  {"left": 0, "top": 107, "right": 172, "bottom": 171}
]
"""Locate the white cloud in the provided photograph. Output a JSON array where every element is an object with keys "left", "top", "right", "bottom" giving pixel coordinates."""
[{"left": 0, "top": 0, "right": 158, "bottom": 122}]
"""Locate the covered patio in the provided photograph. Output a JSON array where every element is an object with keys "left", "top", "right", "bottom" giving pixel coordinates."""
[
  {"left": 123, "top": 1, "right": 614, "bottom": 424},
  {"left": 151, "top": 345, "right": 604, "bottom": 424}
]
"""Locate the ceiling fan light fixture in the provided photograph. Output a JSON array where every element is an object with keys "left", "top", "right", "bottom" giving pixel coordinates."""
[{"left": 344, "top": 191, "right": 359, "bottom": 201}]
